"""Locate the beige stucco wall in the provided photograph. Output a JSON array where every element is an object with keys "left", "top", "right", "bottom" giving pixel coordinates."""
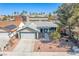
[{"left": 29, "top": 17, "right": 48, "bottom": 21}]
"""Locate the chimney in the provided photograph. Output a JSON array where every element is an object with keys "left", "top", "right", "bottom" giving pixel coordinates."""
[
  {"left": 15, "top": 16, "right": 23, "bottom": 26},
  {"left": 15, "top": 16, "right": 22, "bottom": 21}
]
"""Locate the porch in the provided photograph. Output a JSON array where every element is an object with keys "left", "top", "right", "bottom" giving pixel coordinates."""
[{"left": 38, "top": 27, "right": 56, "bottom": 41}]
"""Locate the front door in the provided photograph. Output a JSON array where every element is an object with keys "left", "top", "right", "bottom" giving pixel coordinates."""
[
  {"left": 44, "top": 33, "right": 49, "bottom": 39},
  {"left": 40, "top": 28, "right": 49, "bottom": 39}
]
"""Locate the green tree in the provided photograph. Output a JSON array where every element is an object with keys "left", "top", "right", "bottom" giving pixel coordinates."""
[
  {"left": 55, "top": 3, "right": 79, "bottom": 38},
  {"left": 48, "top": 13, "right": 55, "bottom": 21},
  {"left": 2, "top": 16, "right": 8, "bottom": 21},
  {"left": 14, "top": 12, "right": 17, "bottom": 15},
  {"left": 50, "top": 25, "right": 61, "bottom": 41},
  {"left": 48, "top": 13, "right": 52, "bottom": 21},
  {"left": 21, "top": 10, "right": 27, "bottom": 15}
]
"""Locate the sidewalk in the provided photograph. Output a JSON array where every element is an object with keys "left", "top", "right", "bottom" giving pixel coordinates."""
[{"left": 3, "top": 52, "right": 69, "bottom": 56}]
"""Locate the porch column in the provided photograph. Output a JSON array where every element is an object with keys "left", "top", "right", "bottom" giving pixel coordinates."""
[
  {"left": 18, "top": 32, "right": 21, "bottom": 39},
  {"left": 36, "top": 33, "right": 39, "bottom": 39}
]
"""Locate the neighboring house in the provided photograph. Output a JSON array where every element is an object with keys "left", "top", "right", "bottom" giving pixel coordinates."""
[
  {"left": 0, "top": 15, "right": 5, "bottom": 21},
  {"left": 29, "top": 16, "right": 48, "bottom": 21},
  {"left": 0, "top": 16, "right": 22, "bottom": 39},
  {"left": 0, "top": 28, "right": 9, "bottom": 40},
  {"left": 21, "top": 14, "right": 55, "bottom": 22},
  {"left": 0, "top": 25, "right": 18, "bottom": 48},
  {"left": 0, "top": 24, "right": 17, "bottom": 39},
  {"left": 0, "top": 28, "right": 10, "bottom": 48}
]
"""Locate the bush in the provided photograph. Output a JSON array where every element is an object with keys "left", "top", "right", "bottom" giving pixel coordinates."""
[{"left": 51, "top": 31, "right": 61, "bottom": 40}]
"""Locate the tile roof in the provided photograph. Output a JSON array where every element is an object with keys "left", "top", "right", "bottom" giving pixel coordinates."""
[
  {"left": 29, "top": 21, "right": 58, "bottom": 28},
  {"left": 17, "top": 22, "right": 40, "bottom": 32}
]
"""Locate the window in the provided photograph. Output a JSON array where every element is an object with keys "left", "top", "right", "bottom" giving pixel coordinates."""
[
  {"left": 40, "top": 28, "right": 43, "bottom": 33},
  {"left": 49, "top": 27, "right": 56, "bottom": 32}
]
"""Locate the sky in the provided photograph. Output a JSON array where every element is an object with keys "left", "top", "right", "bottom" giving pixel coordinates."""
[{"left": 0, "top": 3, "right": 61, "bottom": 15}]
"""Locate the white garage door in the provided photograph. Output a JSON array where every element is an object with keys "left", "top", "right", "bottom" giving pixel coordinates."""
[
  {"left": 21, "top": 32, "right": 36, "bottom": 39},
  {"left": 0, "top": 32, "right": 9, "bottom": 39},
  {"left": 0, "top": 32, "right": 10, "bottom": 48}
]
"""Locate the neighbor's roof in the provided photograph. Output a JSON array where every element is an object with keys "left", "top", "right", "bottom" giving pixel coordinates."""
[
  {"left": 4, "top": 25, "right": 17, "bottom": 31},
  {"left": 0, "top": 16, "right": 22, "bottom": 32},
  {"left": 0, "top": 27, "right": 7, "bottom": 32},
  {"left": 0, "top": 25, "right": 17, "bottom": 32},
  {"left": 0, "top": 16, "right": 22, "bottom": 27}
]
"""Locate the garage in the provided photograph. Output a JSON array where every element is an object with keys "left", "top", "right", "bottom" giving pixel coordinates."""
[
  {"left": 0, "top": 32, "right": 9, "bottom": 39},
  {"left": 18, "top": 22, "right": 40, "bottom": 39},
  {"left": 20, "top": 32, "right": 36, "bottom": 39}
]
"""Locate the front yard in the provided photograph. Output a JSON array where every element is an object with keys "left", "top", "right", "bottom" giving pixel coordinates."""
[{"left": 33, "top": 40, "right": 70, "bottom": 52}]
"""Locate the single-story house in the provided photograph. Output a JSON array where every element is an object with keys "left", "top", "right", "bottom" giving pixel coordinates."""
[
  {"left": 0, "top": 28, "right": 10, "bottom": 47},
  {"left": 12, "top": 21, "right": 58, "bottom": 40},
  {"left": 13, "top": 15, "right": 58, "bottom": 40},
  {"left": 0, "top": 24, "right": 17, "bottom": 39}
]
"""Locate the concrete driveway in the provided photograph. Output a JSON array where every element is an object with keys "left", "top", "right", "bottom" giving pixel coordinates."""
[{"left": 4, "top": 39, "right": 35, "bottom": 56}]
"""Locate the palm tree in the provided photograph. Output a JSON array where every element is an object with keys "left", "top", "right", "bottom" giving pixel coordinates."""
[
  {"left": 48, "top": 13, "right": 52, "bottom": 21},
  {"left": 14, "top": 12, "right": 17, "bottom": 16},
  {"left": 21, "top": 10, "right": 27, "bottom": 15}
]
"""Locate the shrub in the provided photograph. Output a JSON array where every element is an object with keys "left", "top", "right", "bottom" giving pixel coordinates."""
[{"left": 50, "top": 31, "right": 61, "bottom": 40}]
